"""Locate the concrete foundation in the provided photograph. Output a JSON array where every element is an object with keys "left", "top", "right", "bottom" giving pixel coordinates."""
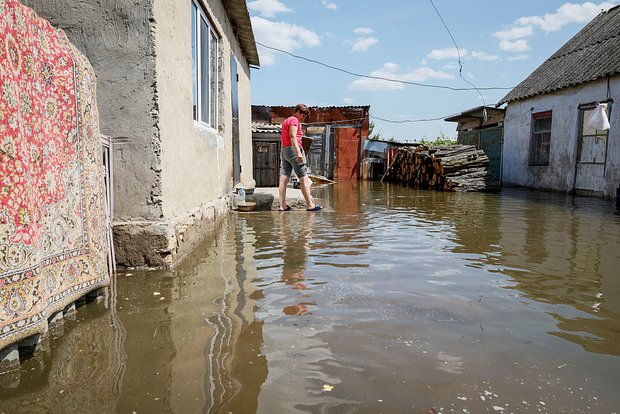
[
  {"left": 113, "top": 196, "right": 231, "bottom": 268},
  {"left": 245, "top": 193, "right": 275, "bottom": 211}
]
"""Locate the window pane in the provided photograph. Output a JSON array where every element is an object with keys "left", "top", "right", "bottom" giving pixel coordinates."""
[
  {"left": 533, "top": 117, "right": 551, "bottom": 133},
  {"left": 200, "top": 17, "right": 210, "bottom": 124},
  {"left": 191, "top": 4, "right": 197, "bottom": 120},
  {"left": 210, "top": 29, "right": 218, "bottom": 128},
  {"left": 530, "top": 114, "right": 552, "bottom": 166}
]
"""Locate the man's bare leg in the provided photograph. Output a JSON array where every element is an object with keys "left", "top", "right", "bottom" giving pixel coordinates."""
[
  {"left": 299, "top": 175, "right": 316, "bottom": 209},
  {"left": 279, "top": 175, "right": 290, "bottom": 209}
]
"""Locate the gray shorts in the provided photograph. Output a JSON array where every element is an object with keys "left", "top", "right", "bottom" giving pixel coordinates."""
[{"left": 280, "top": 146, "right": 308, "bottom": 178}]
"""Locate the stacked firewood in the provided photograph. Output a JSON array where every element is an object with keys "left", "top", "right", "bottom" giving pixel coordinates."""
[{"left": 382, "top": 145, "right": 500, "bottom": 192}]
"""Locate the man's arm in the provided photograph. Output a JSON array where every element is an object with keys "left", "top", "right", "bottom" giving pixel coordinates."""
[{"left": 289, "top": 123, "right": 303, "bottom": 161}]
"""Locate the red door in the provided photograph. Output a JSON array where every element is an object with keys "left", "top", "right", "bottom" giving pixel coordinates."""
[{"left": 334, "top": 128, "right": 360, "bottom": 180}]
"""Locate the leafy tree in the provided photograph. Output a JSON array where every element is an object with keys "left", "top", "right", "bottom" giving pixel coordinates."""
[{"left": 368, "top": 121, "right": 380, "bottom": 141}]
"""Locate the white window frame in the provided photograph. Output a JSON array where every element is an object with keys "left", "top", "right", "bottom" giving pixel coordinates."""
[{"left": 191, "top": 0, "right": 219, "bottom": 129}]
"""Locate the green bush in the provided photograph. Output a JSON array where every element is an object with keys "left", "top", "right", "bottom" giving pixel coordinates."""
[{"left": 419, "top": 132, "right": 456, "bottom": 146}]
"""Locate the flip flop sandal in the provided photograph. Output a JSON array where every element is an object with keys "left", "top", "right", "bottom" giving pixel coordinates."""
[
  {"left": 279, "top": 205, "right": 292, "bottom": 211},
  {"left": 306, "top": 205, "right": 322, "bottom": 211}
]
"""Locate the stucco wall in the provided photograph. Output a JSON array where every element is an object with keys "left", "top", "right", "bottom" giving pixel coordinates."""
[
  {"left": 153, "top": 0, "right": 254, "bottom": 220},
  {"left": 22, "top": 0, "right": 162, "bottom": 221},
  {"left": 502, "top": 78, "right": 620, "bottom": 198}
]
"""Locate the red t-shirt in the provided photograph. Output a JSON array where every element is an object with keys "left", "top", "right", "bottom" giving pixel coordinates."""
[{"left": 281, "top": 116, "right": 302, "bottom": 147}]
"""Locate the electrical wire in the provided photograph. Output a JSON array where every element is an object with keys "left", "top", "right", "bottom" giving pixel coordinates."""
[
  {"left": 256, "top": 41, "right": 513, "bottom": 92},
  {"left": 371, "top": 114, "right": 452, "bottom": 123},
  {"left": 429, "top": 0, "right": 488, "bottom": 115}
]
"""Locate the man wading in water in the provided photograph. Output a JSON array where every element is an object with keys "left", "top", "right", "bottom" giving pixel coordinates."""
[{"left": 278, "top": 104, "right": 322, "bottom": 212}]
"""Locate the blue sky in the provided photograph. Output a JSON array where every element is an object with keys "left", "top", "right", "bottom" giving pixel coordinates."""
[{"left": 247, "top": 0, "right": 618, "bottom": 142}]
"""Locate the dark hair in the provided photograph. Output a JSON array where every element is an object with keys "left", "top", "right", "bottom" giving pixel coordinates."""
[{"left": 294, "top": 103, "right": 309, "bottom": 116}]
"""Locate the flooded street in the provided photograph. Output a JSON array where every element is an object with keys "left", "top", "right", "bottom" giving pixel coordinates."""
[{"left": 1, "top": 182, "right": 620, "bottom": 413}]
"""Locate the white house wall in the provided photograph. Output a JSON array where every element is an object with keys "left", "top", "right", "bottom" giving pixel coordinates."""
[
  {"left": 154, "top": 0, "right": 254, "bottom": 221},
  {"left": 503, "top": 77, "right": 620, "bottom": 198}
]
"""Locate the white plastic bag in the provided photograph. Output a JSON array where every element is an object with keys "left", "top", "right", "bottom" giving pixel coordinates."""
[{"left": 587, "top": 103, "right": 610, "bottom": 131}]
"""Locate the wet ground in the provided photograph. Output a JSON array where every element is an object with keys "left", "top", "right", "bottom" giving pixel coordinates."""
[{"left": 1, "top": 182, "right": 620, "bottom": 413}]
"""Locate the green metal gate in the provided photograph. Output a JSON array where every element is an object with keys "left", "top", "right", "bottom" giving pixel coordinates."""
[{"left": 459, "top": 127, "right": 503, "bottom": 180}]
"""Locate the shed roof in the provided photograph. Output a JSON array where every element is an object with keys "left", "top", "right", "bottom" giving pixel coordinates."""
[
  {"left": 222, "top": 0, "right": 260, "bottom": 66},
  {"left": 364, "top": 140, "right": 389, "bottom": 153},
  {"left": 499, "top": 5, "right": 620, "bottom": 105},
  {"left": 444, "top": 106, "right": 505, "bottom": 122}
]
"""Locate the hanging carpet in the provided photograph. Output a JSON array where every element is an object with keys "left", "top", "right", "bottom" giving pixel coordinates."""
[{"left": 0, "top": 0, "right": 110, "bottom": 350}]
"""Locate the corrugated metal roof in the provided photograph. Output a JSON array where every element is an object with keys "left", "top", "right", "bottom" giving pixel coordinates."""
[
  {"left": 364, "top": 140, "right": 389, "bottom": 152},
  {"left": 252, "top": 122, "right": 281, "bottom": 133},
  {"left": 221, "top": 0, "right": 260, "bottom": 66},
  {"left": 445, "top": 106, "right": 505, "bottom": 122},
  {"left": 499, "top": 5, "right": 620, "bottom": 104}
]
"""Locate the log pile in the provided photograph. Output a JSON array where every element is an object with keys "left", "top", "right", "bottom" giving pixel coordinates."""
[{"left": 382, "top": 145, "right": 500, "bottom": 192}]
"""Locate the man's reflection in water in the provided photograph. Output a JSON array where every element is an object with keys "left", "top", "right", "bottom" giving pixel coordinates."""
[{"left": 279, "top": 212, "right": 316, "bottom": 316}]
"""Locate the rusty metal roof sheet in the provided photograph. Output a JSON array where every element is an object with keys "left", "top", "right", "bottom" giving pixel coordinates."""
[
  {"left": 252, "top": 105, "right": 370, "bottom": 111},
  {"left": 499, "top": 5, "right": 620, "bottom": 104},
  {"left": 221, "top": 0, "right": 260, "bottom": 66}
]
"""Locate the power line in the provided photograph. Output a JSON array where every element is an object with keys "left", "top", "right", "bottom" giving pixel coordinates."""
[
  {"left": 256, "top": 41, "right": 513, "bottom": 92},
  {"left": 429, "top": 0, "right": 487, "bottom": 108},
  {"left": 429, "top": 0, "right": 463, "bottom": 68},
  {"left": 371, "top": 114, "right": 451, "bottom": 123}
]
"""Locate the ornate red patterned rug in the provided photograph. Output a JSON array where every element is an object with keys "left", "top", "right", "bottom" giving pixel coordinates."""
[{"left": 0, "top": 0, "right": 110, "bottom": 350}]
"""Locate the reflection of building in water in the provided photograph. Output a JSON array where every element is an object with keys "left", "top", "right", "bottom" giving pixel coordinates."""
[
  {"left": 378, "top": 186, "right": 620, "bottom": 356},
  {"left": 166, "top": 218, "right": 268, "bottom": 413},
  {"left": 496, "top": 193, "right": 620, "bottom": 355}
]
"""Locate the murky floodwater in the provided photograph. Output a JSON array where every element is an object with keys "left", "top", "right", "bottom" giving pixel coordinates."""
[{"left": 1, "top": 182, "right": 620, "bottom": 413}]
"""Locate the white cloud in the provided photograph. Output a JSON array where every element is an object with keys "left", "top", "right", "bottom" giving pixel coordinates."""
[
  {"left": 471, "top": 51, "right": 500, "bottom": 61},
  {"left": 251, "top": 16, "right": 321, "bottom": 65},
  {"left": 493, "top": 2, "right": 616, "bottom": 56},
  {"left": 493, "top": 26, "right": 533, "bottom": 41},
  {"left": 351, "top": 37, "right": 378, "bottom": 52},
  {"left": 342, "top": 97, "right": 354, "bottom": 104},
  {"left": 349, "top": 62, "right": 453, "bottom": 91},
  {"left": 322, "top": 0, "right": 338, "bottom": 10},
  {"left": 247, "top": 0, "right": 292, "bottom": 18},
  {"left": 354, "top": 27, "right": 374, "bottom": 35},
  {"left": 426, "top": 47, "right": 469, "bottom": 60},
  {"left": 516, "top": 2, "right": 617, "bottom": 32},
  {"left": 499, "top": 39, "right": 530, "bottom": 52}
]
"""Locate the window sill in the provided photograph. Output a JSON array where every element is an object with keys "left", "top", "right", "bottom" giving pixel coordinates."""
[{"left": 193, "top": 120, "right": 218, "bottom": 134}]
